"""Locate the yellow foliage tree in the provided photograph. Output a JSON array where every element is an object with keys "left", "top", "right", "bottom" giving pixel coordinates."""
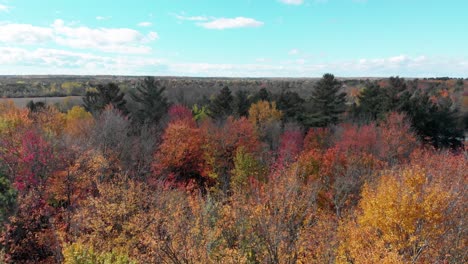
[
  {"left": 63, "top": 242, "right": 136, "bottom": 264},
  {"left": 72, "top": 175, "right": 155, "bottom": 259},
  {"left": 337, "top": 167, "right": 454, "bottom": 263},
  {"left": 248, "top": 100, "right": 282, "bottom": 130},
  {"left": 64, "top": 106, "right": 94, "bottom": 138},
  {"left": 32, "top": 105, "right": 66, "bottom": 137},
  {"left": 0, "top": 101, "right": 32, "bottom": 134},
  {"left": 231, "top": 146, "right": 266, "bottom": 190}
]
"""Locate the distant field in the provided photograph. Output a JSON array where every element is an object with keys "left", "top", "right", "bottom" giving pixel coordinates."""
[{"left": 0, "top": 96, "right": 83, "bottom": 108}]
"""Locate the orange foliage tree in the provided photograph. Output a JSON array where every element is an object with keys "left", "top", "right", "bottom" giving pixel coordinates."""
[
  {"left": 153, "top": 118, "right": 213, "bottom": 191},
  {"left": 201, "top": 117, "right": 262, "bottom": 193}
]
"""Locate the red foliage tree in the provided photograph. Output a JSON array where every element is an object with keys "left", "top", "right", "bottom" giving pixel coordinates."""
[
  {"left": 303, "top": 127, "right": 332, "bottom": 152},
  {"left": 277, "top": 128, "right": 303, "bottom": 165},
  {"left": 272, "top": 127, "right": 303, "bottom": 178},
  {"left": 168, "top": 104, "right": 193, "bottom": 124},
  {"left": 377, "top": 112, "right": 418, "bottom": 163},
  {"left": 335, "top": 123, "right": 378, "bottom": 155},
  {"left": 201, "top": 117, "right": 261, "bottom": 193},
  {"left": 152, "top": 119, "right": 213, "bottom": 190},
  {"left": 14, "top": 130, "right": 54, "bottom": 193},
  {"left": 1, "top": 190, "right": 61, "bottom": 263}
]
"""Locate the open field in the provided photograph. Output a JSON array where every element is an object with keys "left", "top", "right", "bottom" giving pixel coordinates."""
[{"left": 0, "top": 96, "right": 83, "bottom": 108}]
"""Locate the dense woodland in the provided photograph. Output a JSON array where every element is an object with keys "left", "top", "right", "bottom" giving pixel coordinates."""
[{"left": 0, "top": 74, "right": 466, "bottom": 263}]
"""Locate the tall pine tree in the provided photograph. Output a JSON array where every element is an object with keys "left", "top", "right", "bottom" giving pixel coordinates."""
[
  {"left": 352, "top": 81, "right": 391, "bottom": 121},
  {"left": 209, "top": 86, "right": 233, "bottom": 120},
  {"left": 400, "top": 91, "right": 464, "bottom": 149},
  {"left": 277, "top": 90, "right": 305, "bottom": 122},
  {"left": 233, "top": 89, "right": 251, "bottom": 117},
  {"left": 303, "top": 73, "right": 346, "bottom": 127},
  {"left": 129, "top": 77, "right": 169, "bottom": 125}
]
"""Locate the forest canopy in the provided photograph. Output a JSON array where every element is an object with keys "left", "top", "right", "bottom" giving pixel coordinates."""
[{"left": 0, "top": 74, "right": 466, "bottom": 263}]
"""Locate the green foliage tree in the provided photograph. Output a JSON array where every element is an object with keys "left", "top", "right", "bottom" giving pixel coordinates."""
[
  {"left": 352, "top": 82, "right": 391, "bottom": 120},
  {"left": 303, "top": 73, "right": 346, "bottom": 127},
  {"left": 0, "top": 172, "right": 16, "bottom": 225},
  {"left": 83, "top": 83, "right": 127, "bottom": 115},
  {"left": 252, "top": 87, "right": 271, "bottom": 103},
  {"left": 277, "top": 90, "right": 305, "bottom": 122},
  {"left": 129, "top": 77, "right": 169, "bottom": 125},
  {"left": 386, "top": 76, "right": 409, "bottom": 109},
  {"left": 192, "top": 104, "right": 210, "bottom": 122},
  {"left": 400, "top": 92, "right": 464, "bottom": 149},
  {"left": 209, "top": 86, "right": 233, "bottom": 120},
  {"left": 231, "top": 147, "right": 265, "bottom": 190},
  {"left": 233, "top": 90, "right": 251, "bottom": 117},
  {"left": 26, "top": 101, "right": 46, "bottom": 113}
]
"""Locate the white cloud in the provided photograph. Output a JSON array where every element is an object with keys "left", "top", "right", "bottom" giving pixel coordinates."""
[
  {"left": 198, "top": 17, "right": 264, "bottom": 30},
  {"left": 52, "top": 19, "right": 158, "bottom": 54},
  {"left": 0, "top": 19, "right": 158, "bottom": 54},
  {"left": 173, "top": 13, "right": 263, "bottom": 30},
  {"left": 0, "top": 46, "right": 163, "bottom": 75},
  {"left": 0, "top": 23, "right": 54, "bottom": 44},
  {"left": 0, "top": 4, "right": 11, "bottom": 12},
  {"left": 174, "top": 14, "right": 209, "bottom": 21},
  {"left": 288, "top": 49, "right": 299, "bottom": 55},
  {"left": 165, "top": 55, "right": 468, "bottom": 77},
  {"left": 138, "top": 21, "right": 152, "bottom": 27},
  {"left": 0, "top": 48, "right": 466, "bottom": 77},
  {"left": 279, "top": 0, "right": 304, "bottom": 5},
  {"left": 296, "top": 59, "right": 306, "bottom": 65}
]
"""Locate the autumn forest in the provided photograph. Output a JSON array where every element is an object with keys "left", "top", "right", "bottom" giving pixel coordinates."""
[{"left": 0, "top": 75, "right": 466, "bottom": 263}]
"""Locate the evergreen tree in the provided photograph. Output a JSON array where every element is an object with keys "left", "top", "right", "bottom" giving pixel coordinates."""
[
  {"left": 83, "top": 82, "right": 127, "bottom": 115},
  {"left": 234, "top": 89, "right": 251, "bottom": 117},
  {"left": 385, "top": 76, "right": 409, "bottom": 109},
  {"left": 209, "top": 86, "right": 233, "bottom": 120},
  {"left": 252, "top": 87, "right": 271, "bottom": 103},
  {"left": 26, "top": 101, "right": 46, "bottom": 113},
  {"left": 129, "top": 77, "right": 169, "bottom": 125},
  {"left": 353, "top": 82, "right": 391, "bottom": 121},
  {"left": 400, "top": 92, "right": 464, "bottom": 149},
  {"left": 303, "top": 73, "right": 346, "bottom": 127},
  {"left": 277, "top": 90, "right": 305, "bottom": 122}
]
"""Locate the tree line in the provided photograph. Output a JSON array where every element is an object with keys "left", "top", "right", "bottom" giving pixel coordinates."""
[{"left": 81, "top": 74, "right": 465, "bottom": 149}]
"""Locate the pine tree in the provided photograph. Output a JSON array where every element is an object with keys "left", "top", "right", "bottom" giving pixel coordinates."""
[
  {"left": 400, "top": 92, "right": 464, "bottom": 149},
  {"left": 26, "top": 101, "right": 46, "bottom": 113},
  {"left": 252, "top": 87, "right": 271, "bottom": 103},
  {"left": 129, "top": 77, "right": 169, "bottom": 125},
  {"left": 303, "top": 73, "right": 346, "bottom": 127},
  {"left": 353, "top": 82, "right": 391, "bottom": 121},
  {"left": 234, "top": 89, "right": 251, "bottom": 117},
  {"left": 209, "top": 86, "right": 233, "bottom": 120},
  {"left": 83, "top": 82, "right": 127, "bottom": 115},
  {"left": 277, "top": 90, "right": 305, "bottom": 122}
]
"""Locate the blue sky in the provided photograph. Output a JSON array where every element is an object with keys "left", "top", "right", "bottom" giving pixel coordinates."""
[{"left": 0, "top": 0, "right": 467, "bottom": 77}]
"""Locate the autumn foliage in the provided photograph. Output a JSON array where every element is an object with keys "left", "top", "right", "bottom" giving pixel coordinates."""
[{"left": 0, "top": 91, "right": 465, "bottom": 264}]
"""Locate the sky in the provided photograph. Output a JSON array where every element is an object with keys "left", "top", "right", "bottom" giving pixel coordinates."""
[{"left": 0, "top": 0, "right": 467, "bottom": 77}]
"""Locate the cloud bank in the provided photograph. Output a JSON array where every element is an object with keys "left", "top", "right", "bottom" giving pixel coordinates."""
[{"left": 0, "top": 19, "right": 158, "bottom": 54}]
